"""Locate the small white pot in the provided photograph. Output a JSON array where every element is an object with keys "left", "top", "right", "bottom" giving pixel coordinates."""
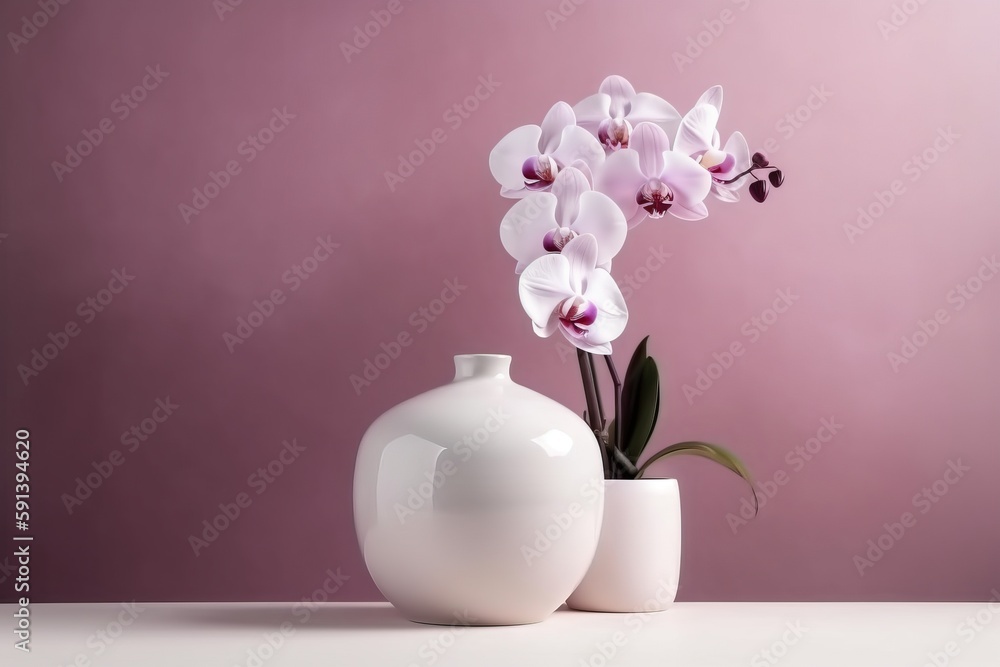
[{"left": 566, "top": 478, "right": 681, "bottom": 613}]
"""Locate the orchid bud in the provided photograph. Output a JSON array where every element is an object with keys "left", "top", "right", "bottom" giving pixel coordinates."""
[{"left": 749, "top": 179, "right": 768, "bottom": 203}]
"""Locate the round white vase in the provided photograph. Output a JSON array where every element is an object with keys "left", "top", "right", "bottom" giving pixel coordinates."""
[
  {"left": 566, "top": 479, "right": 681, "bottom": 613},
  {"left": 353, "top": 354, "right": 605, "bottom": 626}
]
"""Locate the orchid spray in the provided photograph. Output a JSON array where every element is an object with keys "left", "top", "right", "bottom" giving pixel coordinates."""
[{"left": 490, "top": 76, "right": 783, "bottom": 495}]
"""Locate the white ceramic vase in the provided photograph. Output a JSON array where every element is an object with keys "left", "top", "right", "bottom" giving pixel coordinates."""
[
  {"left": 566, "top": 479, "right": 681, "bottom": 613},
  {"left": 353, "top": 354, "right": 605, "bottom": 626}
]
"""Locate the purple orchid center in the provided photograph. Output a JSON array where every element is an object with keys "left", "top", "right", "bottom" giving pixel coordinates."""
[
  {"left": 543, "top": 226, "right": 578, "bottom": 252},
  {"left": 636, "top": 178, "right": 674, "bottom": 218},
  {"left": 598, "top": 117, "right": 632, "bottom": 150},
  {"left": 522, "top": 154, "right": 559, "bottom": 190},
  {"left": 696, "top": 148, "right": 736, "bottom": 176},
  {"left": 557, "top": 296, "right": 598, "bottom": 334}
]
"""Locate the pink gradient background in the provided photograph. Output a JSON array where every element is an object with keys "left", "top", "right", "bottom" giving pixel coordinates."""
[{"left": 1, "top": 0, "right": 998, "bottom": 602}]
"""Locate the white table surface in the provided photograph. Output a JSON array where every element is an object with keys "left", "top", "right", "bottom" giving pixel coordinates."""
[{"left": 4, "top": 601, "right": 1000, "bottom": 666}]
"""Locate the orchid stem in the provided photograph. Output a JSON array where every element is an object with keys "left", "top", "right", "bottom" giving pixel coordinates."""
[
  {"left": 604, "top": 354, "right": 622, "bottom": 455},
  {"left": 578, "top": 350, "right": 609, "bottom": 477},
  {"left": 716, "top": 164, "right": 780, "bottom": 185},
  {"left": 587, "top": 353, "right": 606, "bottom": 430}
]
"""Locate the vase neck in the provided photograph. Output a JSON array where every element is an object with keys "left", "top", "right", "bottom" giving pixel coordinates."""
[{"left": 453, "top": 354, "right": 511, "bottom": 381}]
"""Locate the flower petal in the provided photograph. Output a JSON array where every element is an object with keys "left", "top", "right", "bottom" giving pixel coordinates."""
[
  {"left": 718, "top": 130, "right": 750, "bottom": 186},
  {"left": 573, "top": 93, "right": 611, "bottom": 132},
  {"left": 533, "top": 312, "right": 560, "bottom": 338},
  {"left": 711, "top": 185, "right": 740, "bottom": 203},
  {"left": 550, "top": 167, "right": 590, "bottom": 229},
  {"left": 499, "top": 193, "right": 558, "bottom": 271},
  {"left": 626, "top": 208, "right": 647, "bottom": 229},
  {"left": 539, "top": 102, "right": 576, "bottom": 155},
  {"left": 569, "top": 159, "right": 595, "bottom": 188},
  {"left": 669, "top": 200, "right": 709, "bottom": 221},
  {"left": 696, "top": 85, "right": 723, "bottom": 113},
  {"left": 518, "top": 254, "right": 571, "bottom": 327},
  {"left": 628, "top": 93, "right": 681, "bottom": 137},
  {"left": 489, "top": 124, "right": 543, "bottom": 193},
  {"left": 673, "top": 104, "right": 719, "bottom": 158},
  {"left": 570, "top": 191, "right": 628, "bottom": 266},
  {"left": 581, "top": 270, "right": 628, "bottom": 345},
  {"left": 599, "top": 75, "right": 636, "bottom": 118},
  {"left": 660, "top": 150, "right": 713, "bottom": 205},
  {"left": 501, "top": 185, "right": 532, "bottom": 199},
  {"left": 550, "top": 125, "right": 605, "bottom": 174},
  {"left": 558, "top": 322, "right": 612, "bottom": 355},
  {"left": 595, "top": 148, "right": 644, "bottom": 224},
  {"left": 561, "top": 234, "right": 598, "bottom": 295},
  {"left": 630, "top": 122, "right": 671, "bottom": 178}
]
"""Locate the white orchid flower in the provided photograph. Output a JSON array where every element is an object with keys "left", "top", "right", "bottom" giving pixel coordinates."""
[
  {"left": 518, "top": 234, "right": 628, "bottom": 355},
  {"left": 595, "top": 122, "right": 712, "bottom": 227},
  {"left": 499, "top": 166, "right": 627, "bottom": 274},
  {"left": 489, "top": 102, "right": 605, "bottom": 199},
  {"left": 574, "top": 75, "right": 681, "bottom": 152},
  {"left": 673, "top": 85, "right": 751, "bottom": 202}
]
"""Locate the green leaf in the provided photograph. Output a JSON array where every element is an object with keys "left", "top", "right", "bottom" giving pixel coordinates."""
[
  {"left": 619, "top": 336, "right": 649, "bottom": 453},
  {"left": 625, "top": 357, "right": 659, "bottom": 462},
  {"left": 636, "top": 441, "right": 759, "bottom": 514},
  {"left": 646, "top": 373, "right": 661, "bottom": 452}
]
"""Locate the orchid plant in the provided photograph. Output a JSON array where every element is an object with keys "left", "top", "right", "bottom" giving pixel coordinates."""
[{"left": 490, "top": 76, "right": 784, "bottom": 496}]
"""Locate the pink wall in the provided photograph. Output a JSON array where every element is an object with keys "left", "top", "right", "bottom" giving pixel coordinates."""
[{"left": 2, "top": 0, "right": 998, "bottom": 602}]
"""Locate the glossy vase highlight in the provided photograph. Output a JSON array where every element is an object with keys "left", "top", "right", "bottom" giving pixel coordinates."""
[
  {"left": 567, "top": 479, "right": 681, "bottom": 612},
  {"left": 353, "top": 354, "right": 605, "bottom": 626}
]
